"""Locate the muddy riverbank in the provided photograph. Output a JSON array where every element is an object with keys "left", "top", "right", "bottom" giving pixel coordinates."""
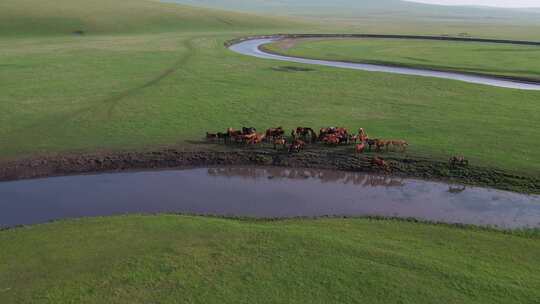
[{"left": 1, "top": 148, "right": 538, "bottom": 194}]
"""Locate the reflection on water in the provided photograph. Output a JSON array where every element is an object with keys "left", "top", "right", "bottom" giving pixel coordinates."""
[
  {"left": 1, "top": 167, "right": 539, "bottom": 229},
  {"left": 448, "top": 185, "right": 467, "bottom": 194},
  {"left": 207, "top": 167, "right": 405, "bottom": 187}
]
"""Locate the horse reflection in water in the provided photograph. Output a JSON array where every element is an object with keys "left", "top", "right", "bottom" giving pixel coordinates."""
[
  {"left": 207, "top": 167, "right": 405, "bottom": 188},
  {"left": 448, "top": 185, "right": 467, "bottom": 194}
]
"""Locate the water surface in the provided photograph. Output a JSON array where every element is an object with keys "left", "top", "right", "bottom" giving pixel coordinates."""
[{"left": 1, "top": 167, "right": 540, "bottom": 229}]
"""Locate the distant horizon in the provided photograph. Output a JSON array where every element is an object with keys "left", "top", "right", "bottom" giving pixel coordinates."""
[{"left": 403, "top": 0, "right": 540, "bottom": 8}]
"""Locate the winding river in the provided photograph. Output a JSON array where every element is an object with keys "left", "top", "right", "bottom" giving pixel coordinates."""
[
  {"left": 1, "top": 167, "right": 540, "bottom": 229},
  {"left": 229, "top": 38, "right": 540, "bottom": 90}
]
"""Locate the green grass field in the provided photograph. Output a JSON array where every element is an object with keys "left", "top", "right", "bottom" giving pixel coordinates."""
[
  {"left": 1, "top": 1, "right": 540, "bottom": 174},
  {"left": 2, "top": 215, "right": 539, "bottom": 303},
  {"left": 263, "top": 38, "right": 540, "bottom": 81}
]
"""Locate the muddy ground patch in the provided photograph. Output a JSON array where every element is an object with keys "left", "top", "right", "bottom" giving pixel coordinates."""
[{"left": 0, "top": 147, "right": 538, "bottom": 194}]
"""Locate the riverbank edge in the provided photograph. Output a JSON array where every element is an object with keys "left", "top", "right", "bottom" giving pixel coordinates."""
[
  {"left": 1, "top": 148, "right": 538, "bottom": 194},
  {"left": 2, "top": 213, "right": 539, "bottom": 238},
  {"left": 226, "top": 34, "right": 540, "bottom": 84}
]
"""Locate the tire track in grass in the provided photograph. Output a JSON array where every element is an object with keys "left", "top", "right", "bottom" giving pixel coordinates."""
[
  {"left": 2, "top": 37, "right": 197, "bottom": 151},
  {"left": 102, "top": 37, "right": 196, "bottom": 118}
]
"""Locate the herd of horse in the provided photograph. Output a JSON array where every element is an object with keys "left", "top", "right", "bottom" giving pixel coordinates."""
[
  {"left": 206, "top": 126, "right": 469, "bottom": 172},
  {"left": 206, "top": 126, "right": 409, "bottom": 155}
]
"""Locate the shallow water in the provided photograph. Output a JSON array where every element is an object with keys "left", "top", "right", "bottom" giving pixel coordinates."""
[
  {"left": 229, "top": 38, "right": 540, "bottom": 90},
  {"left": 1, "top": 167, "right": 540, "bottom": 228}
]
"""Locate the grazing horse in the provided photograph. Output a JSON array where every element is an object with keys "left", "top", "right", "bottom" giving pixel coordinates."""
[
  {"left": 234, "top": 132, "right": 257, "bottom": 144},
  {"left": 358, "top": 128, "right": 368, "bottom": 143},
  {"left": 390, "top": 140, "right": 408, "bottom": 152},
  {"left": 290, "top": 129, "right": 297, "bottom": 141},
  {"left": 374, "top": 139, "right": 390, "bottom": 152},
  {"left": 266, "top": 127, "right": 285, "bottom": 140},
  {"left": 366, "top": 138, "right": 378, "bottom": 151},
  {"left": 242, "top": 127, "right": 257, "bottom": 135},
  {"left": 217, "top": 132, "right": 229, "bottom": 142},
  {"left": 322, "top": 134, "right": 340, "bottom": 145},
  {"left": 247, "top": 133, "right": 265, "bottom": 145},
  {"left": 296, "top": 127, "right": 318, "bottom": 143},
  {"left": 318, "top": 127, "right": 334, "bottom": 141},
  {"left": 289, "top": 139, "right": 305, "bottom": 153},
  {"left": 338, "top": 134, "right": 349, "bottom": 144},
  {"left": 206, "top": 132, "right": 218, "bottom": 140},
  {"left": 355, "top": 142, "right": 366, "bottom": 154},
  {"left": 273, "top": 137, "right": 286, "bottom": 150},
  {"left": 227, "top": 128, "right": 242, "bottom": 137},
  {"left": 372, "top": 156, "right": 390, "bottom": 172},
  {"left": 320, "top": 127, "right": 348, "bottom": 144},
  {"left": 319, "top": 127, "right": 348, "bottom": 140},
  {"left": 449, "top": 156, "right": 469, "bottom": 167}
]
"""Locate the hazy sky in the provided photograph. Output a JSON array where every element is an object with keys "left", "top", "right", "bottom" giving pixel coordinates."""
[{"left": 404, "top": 0, "right": 540, "bottom": 7}]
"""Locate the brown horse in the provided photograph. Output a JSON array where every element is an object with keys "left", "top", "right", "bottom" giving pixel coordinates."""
[
  {"left": 372, "top": 156, "right": 390, "bottom": 172},
  {"left": 366, "top": 138, "right": 378, "bottom": 151},
  {"left": 449, "top": 156, "right": 469, "bottom": 167},
  {"left": 290, "top": 129, "right": 297, "bottom": 141},
  {"left": 358, "top": 128, "right": 368, "bottom": 143},
  {"left": 375, "top": 139, "right": 391, "bottom": 152},
  {"left": 355, "top": 142, "right": 366, "bottom": 154},
  {"left": 289, "top": 139, "right": 305, "bottom": 153},
  {"left": 247, "top": 133, "right": 265, "bottom": 145},
  {"left": 319, "top": 127, "right": 348, "bottom": 139},
  {"left": 217, "top": 132, "right": 229, "bottom": 142},
  {"left": 227, "top": 128, "right": 242, "bottom": 137},
  {"left": 234, "top": 132, "right": 257, "bottom": 144},
  {"left": 296, "top": 127, "right": 317, "bottom": 143},
  {"left": 322, "top": 134, "right": 340, "bottom": 145},
  {"left": 389, "top": 140, "right": 408, "bottom": 152},
  {"left": 206, "top": 132, "right": 218, "bottom": 140},
  {"left": 266, "top": 127, "right": 285, "bottom": 140},
  {"left": 242, "top": 127, "right": 257, "bottom": 135},
  {"left": 273, "top": 137, "right": 287, "bottom": 150}
]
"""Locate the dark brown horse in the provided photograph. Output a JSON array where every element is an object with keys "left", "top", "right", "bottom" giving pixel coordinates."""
[
  {"left": 217, "top": 132, "right": 229, "bottom": 142},
  {"left": 319, "top": 127, "right": 348, "bottom": 141},
  {"left": 449, "top": 156, "right": 469, "bottom": 167},
  {"left": 296, "top": 127, "right": 317, "bottom": 143},
  {"left": 366, "top": 138, "right": 378, "bottom": 151},
  {"left": 206, "top": 132, "right": 218, "bottom": 140},
  {"left": 242, "top": 127, "right": 257, "bottom": 135},
  {"left": 322, "top": 134, "right": 340, "bottom": 145},
  {"left": 266, "top": 127, "right": 285, "bottom": 140},
  {"left": 289, "top": 139, "right": 305, "bottom": 153},
  {"left": 355, "top": 142, "right": 366, "bottom": 154},
  {"left": 273, "top": 137, "right": 287, "bottom": 150}
]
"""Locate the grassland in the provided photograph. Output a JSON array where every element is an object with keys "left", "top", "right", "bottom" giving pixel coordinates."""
[
  {"left": 263, "top": 38, "right": 540, "bottom": 82},
  {"left": 2, "top": 31, "right": 540, "bottom": 174},
  {"left": 1, "top": 215, "right": 540, "bottom": 303},
  {"left": 1, "top": 0, "right": 540, "bottom": 176}
]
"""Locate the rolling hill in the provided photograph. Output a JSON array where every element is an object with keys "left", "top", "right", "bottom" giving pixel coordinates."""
[
  {"left": 0, "top": 0, "right": 296, "bottom": 36},
  {"left": 164, "top": 0, "right": 540, "bottom": 23}
]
